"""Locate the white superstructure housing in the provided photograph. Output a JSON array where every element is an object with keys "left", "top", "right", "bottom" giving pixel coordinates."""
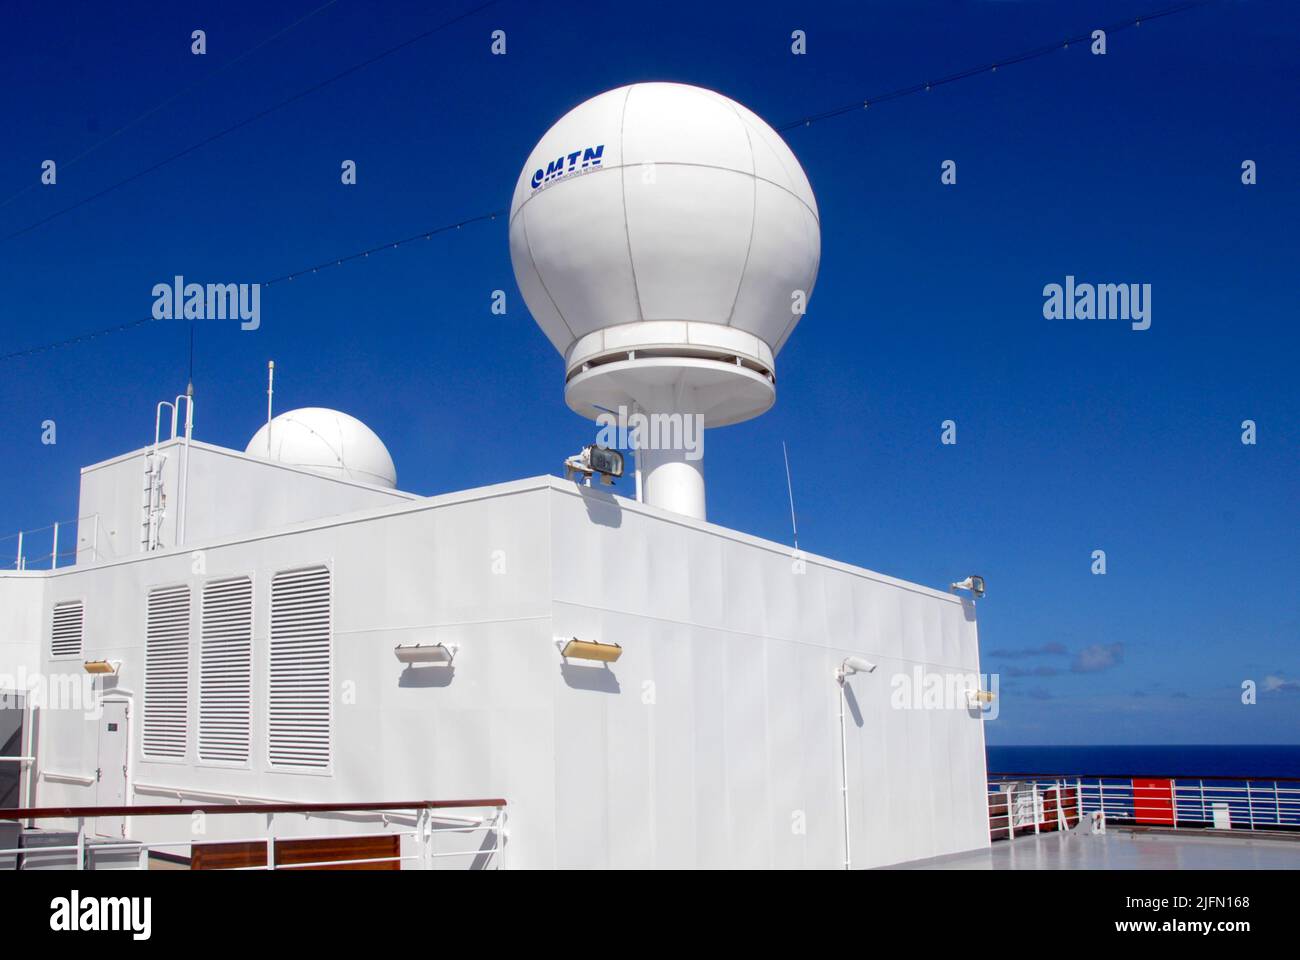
[{"left": 0, "top": 419, "right": 990, "bottom": 868}]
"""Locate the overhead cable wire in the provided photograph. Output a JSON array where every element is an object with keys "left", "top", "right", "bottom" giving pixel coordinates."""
[
  {"left": 0, "top": 210, "right": 503, "bottom": 362},
  {"left": 776, "top": 0, "right": 1213, "bottom": 131},
  {"left": 260, "top": 210, "right": 505, "bottom": 288},
  {"left": 1, "top": 0, "right": 501, "bottom": 243},
  {"left": 0, "top": 0, "right": 342, "bottom": 213}
]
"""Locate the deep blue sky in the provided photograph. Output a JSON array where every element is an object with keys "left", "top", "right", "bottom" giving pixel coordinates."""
[{"left": 1, "top": 1, "right": 1296, "bottom": 743}]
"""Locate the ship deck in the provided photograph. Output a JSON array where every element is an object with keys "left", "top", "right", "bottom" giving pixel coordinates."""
[{"left": 893, "top": 828, "right": 1300, "bottom": 870}]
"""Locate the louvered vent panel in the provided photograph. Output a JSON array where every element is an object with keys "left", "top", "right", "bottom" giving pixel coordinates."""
[
  {"left": 268, "top": 566, "right": 332, "bottom": 769},
  {"left": 143, "top": 585, "right": 190, "bottom": 759},
  {"left": 199, "top": 576, "right": 253, "bottom": 763},
  {"left": 50, "top": 601, "right": 84, "bottom": 658}
]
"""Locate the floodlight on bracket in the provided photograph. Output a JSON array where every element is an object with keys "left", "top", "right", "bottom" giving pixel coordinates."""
[
  {"left": 394, "top": 643, "right": 457, "bottom": 665},
  {"left": 950, "top": 575, "right": 986, "bottom": 599},
  {"left": 556, "top": 636, "right": 623, "bottom": 663},
  {"left": 564, "top": 445, "right": 624, "bottom": 486}
]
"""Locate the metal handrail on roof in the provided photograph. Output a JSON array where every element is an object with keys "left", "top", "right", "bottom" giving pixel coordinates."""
[
  {"left": 0, "top": 798, "right": 509, "bottom": 870},
  {"left": 991, "top": 771, "right": 1300, "bottom": 783},
  {"left": 0, "top": 798, "right": 507, "bottom": 820},
  {"left": 987, "top": 774, "right": 1300, "bottom": 841}
]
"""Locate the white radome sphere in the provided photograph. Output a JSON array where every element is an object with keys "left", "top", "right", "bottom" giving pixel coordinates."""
[
  {"left": 246, "top": 408, "right": 397, "bottom": 489},
  {"left": 509, "top": 82, "right": 820, "bottom": 425}
]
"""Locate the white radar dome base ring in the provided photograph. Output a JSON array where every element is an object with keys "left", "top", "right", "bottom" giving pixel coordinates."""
[{"left": 564, "top": 356, "right": 775, "bottom": 429}]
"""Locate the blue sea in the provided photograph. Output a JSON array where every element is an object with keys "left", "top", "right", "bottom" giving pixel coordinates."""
[{"left": 987, "top": 745, "right": 1300, "bottom": 780}]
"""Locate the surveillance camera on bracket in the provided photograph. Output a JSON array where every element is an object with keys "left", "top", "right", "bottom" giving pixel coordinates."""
[{"left": 836, "top": 656, "right": 877, "bottom": 682}]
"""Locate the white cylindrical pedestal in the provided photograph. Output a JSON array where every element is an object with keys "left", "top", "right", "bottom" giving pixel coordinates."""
[
  {"left": 636, "top": 444, "right": 706, "bottom": 520},
  {"left": 566, "top": 358, "right": 770, "bottom": 522}
]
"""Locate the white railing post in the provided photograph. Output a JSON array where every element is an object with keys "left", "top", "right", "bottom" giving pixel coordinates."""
[
  {"left": 21, "top": 703, "right": 35, "bottom": 812},
  {"left": 1033, "top": 783, "right": 1041, "bottom": 834},
  {"left": 420, "top": 807, "right": 433, "bottom": 870},
  {"left": 1276, "top": 781, "right": 1283, "bottom": 828},
  {"left": 1246, "top": 780, "right": 1255, "bottom": 830},
  {"left": 266, "top": 813, "right": 275, "bottom": 870},
  {"left": 1006, "top": 784, "right": 1015, "bottom": 837},
  {"left": 498, "top": 807, "right": 508, "bottom": 870},
  {"left": 76, "top": 818, "right": 85, "bottom": 870},
  {"left": 15, "top": 530, "right": 22, "bottom": 570},
  {"left": 1172, "top": 779, "right": 1179, "bottom": 829},
  {"left": 51, "top": 522, "right": 59, "bottom": 569},
  {"left": 1200, "top": 779, "right": 1206, "bottom": 824},
  {"left": 1055, "top": 778, "right": 1065, "bottom": 831}
]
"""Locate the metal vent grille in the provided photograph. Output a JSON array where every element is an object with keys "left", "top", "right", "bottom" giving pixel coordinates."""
[
  {"left": 199, "top": 576, "right": 253, "bottom": 764},
  {"left": 268, "top": 565, "right": 332, "bottom": 769},
  {"left": 50, "top": 601, "right": 84, "bottom": 658},
  {"left": 143, "top": 585, "right": 190, "bottom": 759}
]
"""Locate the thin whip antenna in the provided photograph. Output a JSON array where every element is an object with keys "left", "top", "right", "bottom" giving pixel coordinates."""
[
  {"left": 782, "top": 441, "right": 799, "bottom": 552},
  {"left": 266, "top": 360, "right": 275, "bottom": 454}
]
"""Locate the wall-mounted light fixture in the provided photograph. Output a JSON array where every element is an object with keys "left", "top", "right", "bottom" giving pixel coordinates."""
[
  {"left": 83, "top": 660, "right": 121, "bottom": 675},
  {"left": 394, "top": 643, "right": 456, "bottom": 665},
  {"left": 950, "top": 575, "right": 986, "bottom": 599},
  {"left": 564, "top": 445, "right": 624, "bottom": 486},
  {"left": 966, "top": 689, "right": 996, "bottom": 708},
  {"left": 557, "top": 637, "right": 622, "bottom": 663}
]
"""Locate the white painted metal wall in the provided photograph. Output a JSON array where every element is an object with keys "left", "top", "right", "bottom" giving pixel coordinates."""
[
  {"left": 4, "top": 471, "right": 988, "bottom": 868},
  {"left": 78, "top": 439, "right": 416, "bottom": 559},
  {"left": 548, "top": 484, "right": 988, "bottom": 867},
  {"left": 0, "top": 577, "right": 43, "bottom": 682}
]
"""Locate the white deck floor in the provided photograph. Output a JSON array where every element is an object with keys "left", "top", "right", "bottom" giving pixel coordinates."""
[{"left": 891, "top": 829, "right": 1300, "bottom": 869}]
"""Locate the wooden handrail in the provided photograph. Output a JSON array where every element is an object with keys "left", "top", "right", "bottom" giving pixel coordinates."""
[{"left": 0, "top": 798, "right": 506, "bottom": 820}]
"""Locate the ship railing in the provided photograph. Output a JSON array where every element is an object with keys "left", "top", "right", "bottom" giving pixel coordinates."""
[
  {"left": 0, "top": 798, "right": 507, "bottom": 870},
  {"left": 987, "top": 773, "right": 1300, "bottom": 841},
  {"left": 0, "top": 513, "right": 102, "bottom": 570}
]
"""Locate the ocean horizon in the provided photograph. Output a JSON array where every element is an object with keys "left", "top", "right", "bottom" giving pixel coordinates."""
[{"left": 987, "top": 744, "right": 1300, "bottom": 779}]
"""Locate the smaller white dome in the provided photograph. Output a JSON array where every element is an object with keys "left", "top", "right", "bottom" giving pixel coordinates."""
[{"left": 246, "top": 408, "right": 397, "bottom": 489}]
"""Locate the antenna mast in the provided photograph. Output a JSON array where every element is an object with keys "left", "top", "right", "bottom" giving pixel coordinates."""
[
  {"left": 266, "top": 360, "right": 275, "bottom": 454},
  {"left": 782, "top": 440, "right": 799, "bottom": 552}
]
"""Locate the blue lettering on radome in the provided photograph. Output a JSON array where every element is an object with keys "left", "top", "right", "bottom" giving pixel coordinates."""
[{"left": 530, "top": 144, "right": 605, "bottom": 190}]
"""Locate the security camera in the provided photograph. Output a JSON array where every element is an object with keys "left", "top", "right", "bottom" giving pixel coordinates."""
[{"left": 838, "top": 656, "right": 877, "bottom": 680}]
